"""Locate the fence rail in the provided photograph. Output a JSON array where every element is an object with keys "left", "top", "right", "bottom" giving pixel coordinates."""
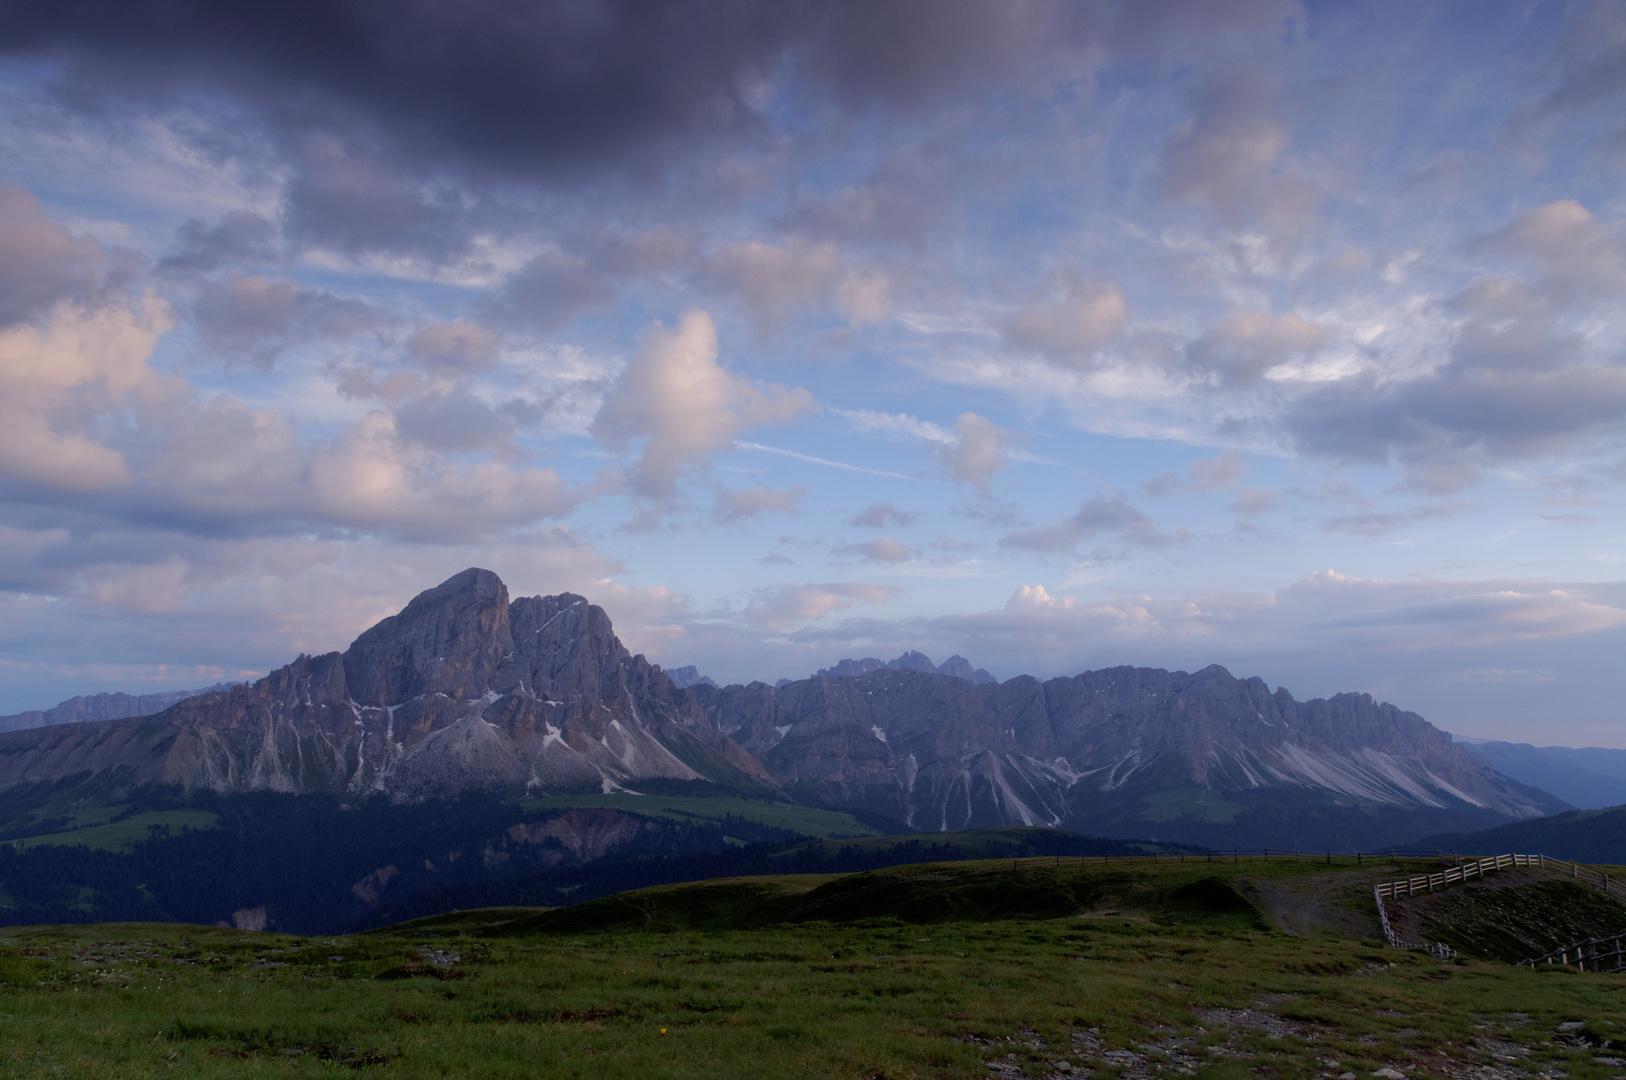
[
  {"left": 1371, "top": 852, "right": 1624, "bottom": 961},
  {"left": 1374, "top": 853, "right": 1616, "bottom": 900},
  {"left": 1519, "top": 933, "right": 1626, "bottom": 972}
]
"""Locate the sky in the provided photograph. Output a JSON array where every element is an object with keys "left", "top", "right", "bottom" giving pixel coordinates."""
[{"left": 0, "top": 1, "right": 1624, "bottom": 746}]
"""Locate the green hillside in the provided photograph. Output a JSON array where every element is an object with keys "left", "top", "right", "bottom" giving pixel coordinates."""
[{"left": 5, "top": 853, "right": 1626, "bottom": 1079}]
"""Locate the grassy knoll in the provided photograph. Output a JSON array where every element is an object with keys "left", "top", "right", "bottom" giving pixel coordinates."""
[
  {"left": 520, "top": 793, "right": 880, "bottom": 839},
  {"left": 2, "top": 857, "right": 1624, "bottom": 1079}
]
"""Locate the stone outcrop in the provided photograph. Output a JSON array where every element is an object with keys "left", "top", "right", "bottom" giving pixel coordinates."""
[{"left": 0, "top": 569, "right": 774, "bottom": 802}]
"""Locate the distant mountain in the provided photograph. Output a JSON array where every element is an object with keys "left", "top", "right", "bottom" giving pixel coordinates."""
[
  {"left": 1458, "top": 740, "right": 1626, "bottom": 811},
  {"left": 0, "top": 570, "right": 772, "bottom": 802},
  {"left": 816, "top": 650, "right": 996, "bottom": 685},
  {"left": 695, "top": 665, "right": 1568, "bottom": 850},
  {"left": 0, "top": 569, "right": 1570, "bottom": 853},
  {"left": 0, "top": 683, "right": 243, "bottom": 735},
  {"left": 665, "top": 665, "right": 718, "bottom": 690},
  {"left": 1409, "top": 804, "right": 1626, "bottom": 865}
]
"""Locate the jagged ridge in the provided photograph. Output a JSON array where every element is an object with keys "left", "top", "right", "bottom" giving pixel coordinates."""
[{"left": 0, "top": 570, "right": 773, "bottom": 801}]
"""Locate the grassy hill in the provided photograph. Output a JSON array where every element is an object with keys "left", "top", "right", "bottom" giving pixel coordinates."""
[{"left": 5, "top": 852, "right": 1626, "bottom": 1078}]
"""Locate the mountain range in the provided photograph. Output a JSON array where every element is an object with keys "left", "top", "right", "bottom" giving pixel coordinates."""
[
  {"left": 1458, "top": 740, "right": 1626, "bottom": 811},
  {"left": 0, "top": 683, "right": 240, "bottom": 735},
  {"left": 0, "top": 568, "right": 1573, "bottom": 850}
]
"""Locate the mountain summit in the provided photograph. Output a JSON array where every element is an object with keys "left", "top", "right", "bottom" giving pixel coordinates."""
[
  {"left": 0, "top": 569, "right": 772, "bottom": 802},
  {"left": 0, "top": 570, "right": 1567, "bottom": 848}
]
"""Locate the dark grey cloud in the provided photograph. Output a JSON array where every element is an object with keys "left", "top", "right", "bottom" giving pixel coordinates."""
[
  {"left": 282, "top": 138, "right": 477, "bottom": 260},
  {"left": 0, "top": 1, "right": 1108, "bottom": 180},
  {"left": 481, "top": 229, "right": 688, "bottom": 332}
]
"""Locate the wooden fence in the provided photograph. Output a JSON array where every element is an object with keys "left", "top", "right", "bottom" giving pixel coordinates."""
[
  {"left": 1372, "top": 853, "right": 1624, "bottom": 961},
  {"left": 1519, "top": 933, "right": 1626, "bottom": 973}
]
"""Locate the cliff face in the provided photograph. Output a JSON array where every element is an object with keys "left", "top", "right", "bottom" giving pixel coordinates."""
[
  {"left": 695, "top": 664, "right": 1564, "bottom": 841},
  {"left": 0, "top": 569, "right": 774, "bottom": 801}
]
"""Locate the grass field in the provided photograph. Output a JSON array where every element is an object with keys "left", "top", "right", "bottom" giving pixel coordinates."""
[
  {"left": 520, "top": 793, "right": 881, "bottom": 839},
  {"left": 6, "top": 810, "right": 220, "bottom": 852},
  {"left": 2, "top": 855, "right": 1625, "bottom": 1078}
]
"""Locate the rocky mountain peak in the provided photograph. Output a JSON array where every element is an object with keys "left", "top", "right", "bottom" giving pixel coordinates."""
[{"left": 342, "top": 568, "right": 514, "bottom": 706}]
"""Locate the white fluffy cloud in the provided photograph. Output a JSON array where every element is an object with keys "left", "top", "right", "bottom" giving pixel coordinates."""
[
  {"left": 0, "top": 298, "right": 177, "bottom": 492},
  {"left": 591, "top": 310, "right": 813, "bottom": 499}
]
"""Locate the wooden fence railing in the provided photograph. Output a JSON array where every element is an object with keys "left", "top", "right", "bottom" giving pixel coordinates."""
[
  {"left": 1374, "top": 853, "right": 1617, "bottom": 900},
  {"left": 1373, "top": 853, "right": 1624, "bottom": 961},
  {"left": 1518, "top": 933, "right": 1626, "bottom": 972}
]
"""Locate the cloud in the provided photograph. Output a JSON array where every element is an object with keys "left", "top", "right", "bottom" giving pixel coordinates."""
[
  {"left": 0, "top": 297, "right": 176, "bottom": 492},
  {"left": 742, "top": 581, "right": 901, "bottom": 633},
  {"left": 713, "top": 485, "right": 804, "bottom": 524},
  {"left": 1319, "top": 502, "right": 1463, "bottom": 537},
  {"left": 836, "top": 537, "right": 915, "bottom": 564},
  {"left": 0, "top": 3, "right": 1133, "bottom": 178},
  {"left": 1470, "top": 199, "right": 1626, "bottom": 302},
  {"left": 1005, "top": 584, "right": 1076, "bottom": 611},
  {"left": 1278, "top": 570, "right": 1626, "bottom": 647},
  {"left": 0, "top": 276, "right": 577, "bottom": 543},
  {"left": 1160, "top": 69, "right": 1287, "bottom": 223},
  {"left": 190, "top": 275, "right": 380, "bottom": 367},
  {"left": 390, "top": 386, "right": 516, "bottom": 455},
  {"left": 407, "top": 321, "right": 498, "bottom": 372},
  {"left": 1184, "top": 311, "right": 1328, "bottom": 386},
  {"left": 836, "top": 408, "right": 954, "bottom": 444},
  {"left": 1285, "top": 201, "right": 1626, "bottom": 492},
  {"left": 1001, "top": 496, "right": 1179, "bottom": 552},
  {"left": 1187, "top": 449, "right": 1249, "bottom": 491},
  {"left": 1504, "top": 3, "right": 1626, "bottom": 160},
  {"left": 938, "top": 412, "right": 1019, "bottom": 493},
  {"left": 0, "top": 186, "right": 107, "bottom": 325},
  {"left": 849, "top": 501, "right": 916, "bottom": 528},
  {"left": 482, "top": 249, "right": 625, "bottom": 332},
  {"left": 157, "top": 211, "right": 277, "bottom": 276},
  {"left": 1144, "top": 450, "right": 1249, "bottom": 496},
  {"left": 1002, "top": 276, "right": 1127, "bottom": 364},
  {"left": 591, "top": 310, "right": 813, "bottom": 500}
]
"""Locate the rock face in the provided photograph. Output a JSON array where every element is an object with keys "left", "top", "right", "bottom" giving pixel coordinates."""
[
  {"left": 694, "top": 664, "right": 1567, "bottom": 846},
  {"left": 0, "top": 569, "right": 774, "bottom": 801}
]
